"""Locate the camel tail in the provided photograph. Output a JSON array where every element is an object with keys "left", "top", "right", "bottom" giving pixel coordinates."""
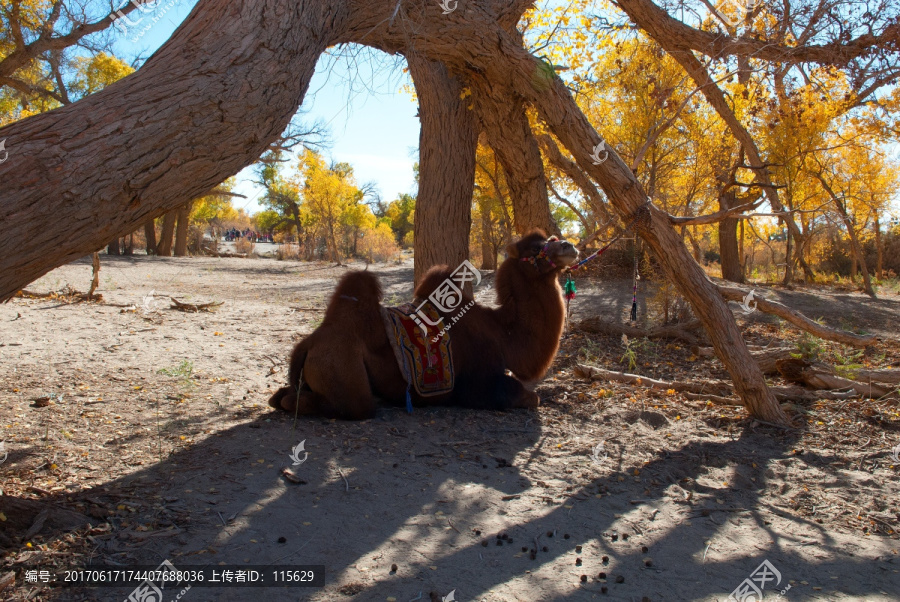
[{"left": 287, "top": 336, "right": 311, "bottom": 389}]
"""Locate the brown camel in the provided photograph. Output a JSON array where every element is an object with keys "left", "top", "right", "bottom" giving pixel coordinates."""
[{"left": 267, "top": 231, "right": 578, "bottom": 419}]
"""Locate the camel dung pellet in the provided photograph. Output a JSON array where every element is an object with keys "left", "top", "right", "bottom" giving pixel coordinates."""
[
  {"left": 529, "top": 550, "right": 537, "bottom": 560},
  {"left": 598, "top": 572, "right": 606, "bottom": 579},
  {"left": 575, "top": 545, "right": 582, "bottom": 553},
  {"left": 601, "top": 586, "right": 608, "bottom": 594},
  {"left": 521, "top": 546, "right": 528, "bottom": 553},
  {"left": 622, "top": 533, "right": 629, "bottom": 541},
  {"left": 602, "top": 556, "right": 609, "bottom": 564},
  {"left": 611, "top": 534, "right": 618, "bottom": 541},
  {"left": 641, "top": 545, "right": 648, "bottom": 553},
  {"left": 390, "top": 564, "right": 398, "bottom": 573},
  {"left": 546, "top": 531, "right": 554, "bottom": 537},
  {"left": 542, "top": 546, "right": 549, "bottom": 552},
  {"left": 277, "top": 537, "right": 286, "bottom": 544},
  {"left": 615, "top": 575, "right": 625, "bottom": 583},
  {"left": 575, "top": 558, "right": 582, "bottom": 566},
  {"left": 564, "top": 533, "right": 570, "bottom": 539},
  {"left": 496, "top": 540, "right": 503, "bottom": 546},
  {"left": 644, "top": 557, "right": 653, "bottom": 567},
  {"left": 481, "top": 540, "right": 488, "bottom": 547},
  {"left": 580, "top": 575, "right": 587, "bottom": 583},
  {"left": 475, "top": 530, "right": 481, "bottom": 536}
]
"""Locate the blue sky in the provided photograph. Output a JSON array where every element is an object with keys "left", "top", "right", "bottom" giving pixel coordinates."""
[{"left": 116, "top": 1, "right": 420, "bottom": 215}]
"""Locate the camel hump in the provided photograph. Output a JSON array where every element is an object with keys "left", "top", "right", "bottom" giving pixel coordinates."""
[
  {"left": 332, "top": 271, "right": 383, "bottom": 305},
  {"left": 414, "top": 265, "right": 474, "bottom": 302}
]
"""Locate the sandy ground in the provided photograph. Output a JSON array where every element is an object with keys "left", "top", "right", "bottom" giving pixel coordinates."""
[{"left": 0, "top": 253, "right": 898, "bottom": 602}]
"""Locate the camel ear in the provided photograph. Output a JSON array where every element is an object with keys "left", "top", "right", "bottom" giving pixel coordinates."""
[{"left": 505, "top": 243, "right": 519, "bottom": 259}]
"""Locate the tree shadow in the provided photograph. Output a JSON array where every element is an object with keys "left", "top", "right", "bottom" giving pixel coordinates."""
[{"left": 7, "top": 404, "right": 895, "bottom": 601}]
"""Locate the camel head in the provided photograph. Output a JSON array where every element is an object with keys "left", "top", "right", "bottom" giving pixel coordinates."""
[{"left": 505, "top": 230, "right": 579, "bottom": 275}]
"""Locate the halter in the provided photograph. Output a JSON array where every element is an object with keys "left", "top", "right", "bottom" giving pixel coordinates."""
[{"left": 521, "top": 236, "right": 560, "bottom": 269}]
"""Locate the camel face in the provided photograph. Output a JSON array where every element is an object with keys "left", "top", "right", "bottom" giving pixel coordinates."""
[{"left": 513, "top": 231, "right": 579, "bottom": 272}]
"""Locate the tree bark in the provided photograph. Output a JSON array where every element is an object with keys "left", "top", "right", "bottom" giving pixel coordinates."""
[
  {"left": 122, "top": 234, "right": 134, "bottom": 256},
  {"left": 106, "top": 238, "right": 120, "bottom": 255},
  {"left": 173, "top": 201, "right": 193, "bottom": 257},
  {"left": 156, "top": 211, "right": 177, "bottom": 257},
  {"left": 719, "top": 190, "right": 744, "bottom": 283},
  {"left": 873, "top": 211, "right": 884, "bottom": 280},
  {"left": 144, "top": 218, "right": 157, "bottom": 255},
  {"left": 474, "top": 87, "right": 555, "bottom": 235},
  {"left": 0, "top": 0, "right": 344, "bottom": 299},
  {"left": 407, "top": 54, "right": 478, "bottom": 287}
]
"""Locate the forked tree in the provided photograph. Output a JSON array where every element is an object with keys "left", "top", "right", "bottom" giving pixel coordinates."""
[{"left": 0, "top": 0, "right": 792, "bottom": 423}]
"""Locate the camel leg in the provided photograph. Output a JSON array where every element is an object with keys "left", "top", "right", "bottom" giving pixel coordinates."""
[
  {"left": 304, "top": 349, "right": 376, "bottom": 420},
  {"left": 454, "top": 373, "right": 539, "bottom": 411}
]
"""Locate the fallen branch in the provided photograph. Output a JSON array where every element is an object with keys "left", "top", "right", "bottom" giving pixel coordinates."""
[
  {"left": 693, "top": 346, "right": 794, "bottom": 374},
  {"left": 837, "top": 368, "right": 900, "bottom": 386},
  {"left": 13, "top": 287, "right": 102, "bottom": 303},
  {"left": 776, "top": 359, "right": 894, "bottom": 399},
  {"left": 575, "top": 317, "right": 702, "bottom": 346},
  {"left": 576, "top": 364, "right": 864, "bottom": 403},
  {"left": 574, "top": 364, "right": 732, "bottom": 396},
  {"left": 168, "top": 297, "right": 223, "bottom": 312},
  {"left": 717, "top": 285, "right": 876, "bottom": 348}
]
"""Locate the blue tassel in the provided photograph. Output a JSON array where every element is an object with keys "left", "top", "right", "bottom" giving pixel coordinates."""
[{"left": 405, "top": 387, "right": 413, "bottom": 414}]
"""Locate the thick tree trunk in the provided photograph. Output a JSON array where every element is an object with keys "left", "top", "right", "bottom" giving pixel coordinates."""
[
  {"left": 106, "top": 238, "right": 120, "bottom": 255},
  {"left": 474, "top": 88, "right": 555, "bottom": 235},
  {"left": 122, "top": 234, "right": 134, "bottom": 256},
  {"left": 156, "top": 211, "right": 177, "bottom": 257},
  {"left": 144, "top": 218, "right": 157, "bottom": 255},
  {"left": 0, "top": 0, "right": 343, "bottom": 299},
  {"left": 173, "top": 201, "right": 193, "bottom": 257},
  {"left": 719, "top": 191, "right": 743, "bottom": 283},
  {"left": 407, "top": 54, "right": 478, "bottom": 287}
]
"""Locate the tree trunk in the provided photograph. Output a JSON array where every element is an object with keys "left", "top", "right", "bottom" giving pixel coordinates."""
[
  {"left": 143, "top": 218, "right": 157, "bottom": 255},
  {"left": 873, "top": 211, "right": 883, "bottom": 280},
  {"left": 157, "top": 211, "right": 177, "bottom": 257},
  {"left": 481, "top": 206, "right": 496, "bottom": 270},
  {"left": 106, "top": 238, "right": 120, "bottom": 255},
  {"left": 719, "top": 190, "right": 743, "bottom": 283},
  {"left": 122, "top": 234, "right": 134, "bottom": 256},
  {"left": 474, "top": 87, "right": 555, "bottom": 235},
  {"left": 407, "top": 54, "right": 478, "bottom": 287},
  {"left": 0, "top": 0, "right": 342, "bottom": 299},
  {"left": 173, "top": 201, "right": 193, "bottom": 257}
]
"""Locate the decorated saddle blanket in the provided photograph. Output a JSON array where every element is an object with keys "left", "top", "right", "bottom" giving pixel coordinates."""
[{"left": 381, "top": 301, "right": 454, "bottom": 397}]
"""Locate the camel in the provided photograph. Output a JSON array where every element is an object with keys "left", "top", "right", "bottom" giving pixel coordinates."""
[{"left": 267, "top": 231, "right": 578, "bottom": 419}]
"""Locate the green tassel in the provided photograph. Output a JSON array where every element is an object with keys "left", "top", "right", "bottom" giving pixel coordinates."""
[{"left": 564, "top": 275, "right": 577, "bottom": 300}]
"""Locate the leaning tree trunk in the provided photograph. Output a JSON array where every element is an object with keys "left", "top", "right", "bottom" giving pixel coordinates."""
[
  {"left": 173, "top": 201, "right": 193, "bottom": 257},
  {"left": 719, "top": 190, "right": 744, "bottom": 283},
  {"left": 407, "top": 54, "right": 478, "bottom": 287},
  {"left": 156, "top": 211, "right": 177, "bottom": 257},
  {"left": 0, "top": 0, "right": 344, "bottom": 299}
]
